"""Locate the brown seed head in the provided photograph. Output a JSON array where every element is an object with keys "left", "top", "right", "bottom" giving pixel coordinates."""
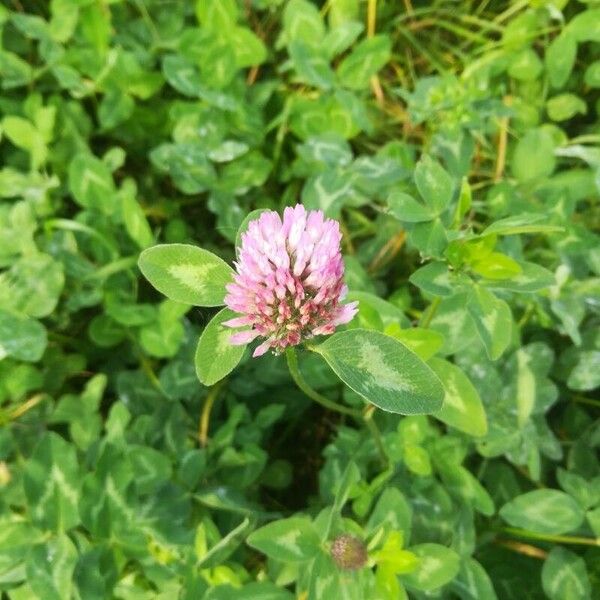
[{"left": 330, "top": 534, "right": 368, "bottom": 570}]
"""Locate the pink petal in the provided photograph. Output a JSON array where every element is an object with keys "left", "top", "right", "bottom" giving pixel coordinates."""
[
  {"left": 222, "top": 316, "right": 253, "bottom": 328},
  {"left": 229, "top": 330, "right": 260, "bottom": 345},
  {"left": 252, "top": 340, "right": 272, "bottom": 357},
  {"left": 312, "top": 323, "right": 336, "bottom": 336},
  {"left": 333, "top": 302, "right": 359, "bottom": 326}
]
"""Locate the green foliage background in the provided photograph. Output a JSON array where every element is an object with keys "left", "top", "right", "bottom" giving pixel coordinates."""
[{"left": 0, "top": 0, "right": 599, "bottom": 598}]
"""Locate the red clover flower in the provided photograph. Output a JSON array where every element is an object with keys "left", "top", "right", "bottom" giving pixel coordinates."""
[{"left": 223, "top": 204, "right": 358, "bottom": 357}]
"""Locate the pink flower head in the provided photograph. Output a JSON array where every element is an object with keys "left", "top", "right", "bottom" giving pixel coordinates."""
[{"left": 223, "top": 204, "right": 358, "bottom": 357}]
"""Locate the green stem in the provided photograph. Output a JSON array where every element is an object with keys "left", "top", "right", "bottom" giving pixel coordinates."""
[
  {"left": 134, "top": 0, "right": 161, "bottom": 45},
  {"left": 572, "top": 394, "right": 600, "bottom": 409},
  {"left": 503, "top": 527, "right": 600, "bottom": 547},
  {"left": 199, "top": 381, "right": 224, "bottom": 447},
  {"left": 0, "top": 394, "right": 46, "bottom": 426},
  {"left": 287, "top": 348, "right": 388, "bottom": 465},
  {"left": 285, "top": 348, "right": 362, "bottom": 418},
  {"left": 84, "top": 255, "right": 139, "bottom": 281},
  {"left": 567, "top": 134, "right": 600, "bottom": 146},
  {"left": 494, "top": 0, "right": 528, "bottom": 23},
  {"left": 363, "top": 405, "right": 388, "bottom": 466},
  {"left": 517, "top": 302, "right": 535, "bottom": 328},
  {"left": 7, "top": 394, "right": 45, "bottom": 421},
  {"left": 420, "top": 296, "right": 441, "bottom": 329},
  {"left": 45, "top": 218, "right": 118, "bottom": 258},
  {"left": 127, "top": 333, "right": 165, "bottom": 395}
]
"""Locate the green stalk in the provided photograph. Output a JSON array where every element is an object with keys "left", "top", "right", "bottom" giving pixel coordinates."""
[
  {"left": 84, "top": 255, "right": 139, "bottom": 281},
  {"left": 420, "top": 296, "right": 441, "bottom": 329},
  {"left": 503, "top": 527, "right": 600, "bottom": 547},
  {"left": 0, "top": 394, "right": 45, "bottom": 425},
  {"left": 571, "top": 395, "right": 600, "bottom": 409},
  {"left": 363, "top": 405, "right": 388, "bottom": 466},
  {"left": 199, "top": 381, "right": 224, "bottom": 447},
  {"left": 285, "top": 348, "right": 361, "bottom": 418},
  {"left": 45, "top": 218, "right": 118, "bottom": 258},
  {"left": 286, "top": 348, "right": 388, "bottom": 465}
]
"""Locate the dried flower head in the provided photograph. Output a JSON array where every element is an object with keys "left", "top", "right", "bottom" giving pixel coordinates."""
[
  {"left": 223, "top": 204, "right": 358, "bottom": 357},
  {"left": 330, "top": 534, "right": 368, "bottom": 570}
]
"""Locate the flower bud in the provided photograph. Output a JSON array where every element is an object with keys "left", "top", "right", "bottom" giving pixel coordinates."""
[{"left": 330, "top": 534, "right": 368, "bottom": 570}]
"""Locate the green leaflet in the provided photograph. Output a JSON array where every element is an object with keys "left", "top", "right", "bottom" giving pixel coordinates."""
[
  {"left": 429, "top": 357, "right": 488, "bottom": 437},
  {"left": 23, "top": 432, "right": 81, "bottom": 532},
  {"left": 542, "top": 547, "right": 591, "bottom": 600},
  {"left": 500, "top": 490, "right": 585, "bottom": 535},
  {"left": 337, "top": 35, "right": 391, "bottom": 90},
  {"left": 195, "top": 308, "right": 246, "bottom": 385},
  {"left": 313, "top": 329, "right": 444, "bottom": 414},
  {"left": 246, "top": 517, "right": 322, "bottom": 563},
  {"left": 450, "top": 558, "right": 498, "bottom": 600},
  {"left": 481, "top": 214, "right": 564, "bottom": 237},
  {"left": 0, "top": 309, "right": 47, "bottom": 362},
  {"left": 26, "top": 535, "right": 78, "bottom": 600},
  {"left": 400, "top": 543, "right": 460, "bottom": 592},
  {"left": 467, "top": 286, "right": 513, "bottom": 360},
  {"left": 68, "top": 154, "right": 117, "bottom": 214},
  {"left": 414, "top": 155, "right": 454, "bottom": 214},
  {"left": 138, "top": 244, "right": 233, "bottom": 306},
  {"left": 0, "top": 254, "right": 64, "bottom": 318}
]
